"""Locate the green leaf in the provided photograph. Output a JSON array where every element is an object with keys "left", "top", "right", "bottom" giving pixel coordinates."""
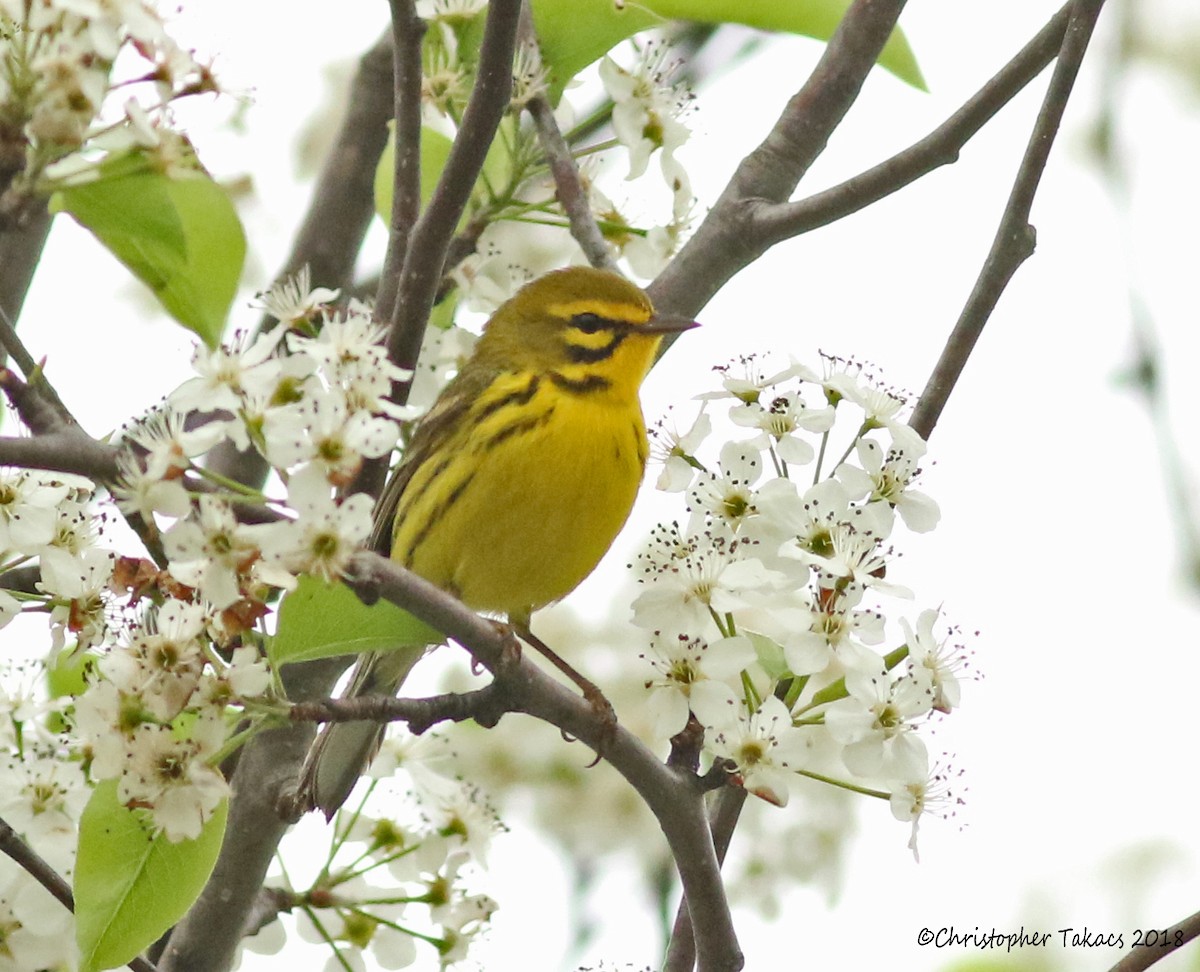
[
  {"left": 374, "top": 124, "right": 456, "bottom": 226},
  {"left": 746, "top": 630, "right": 789, "bottom": 681},
  {"left": 45, "top": 646, "right": 93, "bottom": 699},
  {"left": 50, "top": 155, "right": 246, "bottom": 348},
  {"left": 74, "top": 780, "right": 228, "bottom": 972},
  {"left": 374, "top": 118, "right": 514, "bottom": 231},
  {"left": 270, "top": 575, "right": 443, "bottom": 667},
  {"left": 531, "top": 0, "right": 925, "bottom": 95}
]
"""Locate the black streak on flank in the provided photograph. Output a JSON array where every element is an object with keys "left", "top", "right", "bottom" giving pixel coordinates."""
[
  {"left": 404, "top": 471, "right": 477, "bottom": 566},
  {"left": 473, "top": 374, "right": 541, "bottom": 424},
  {"left": 483, "top": 406, "right": 556, "bottom": 450}
]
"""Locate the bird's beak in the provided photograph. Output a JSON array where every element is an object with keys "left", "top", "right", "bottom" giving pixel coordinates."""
[{"left": 641, "top": 315, "right": 700, "bottom": 334}]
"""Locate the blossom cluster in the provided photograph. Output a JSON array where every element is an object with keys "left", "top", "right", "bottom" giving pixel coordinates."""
[
  {"left": 0, "top": 265, "right": 496, "bottom": 961},
  {"left": 635, "top": 355, "right": 969, "bottom": 855},
  {"left": 0, "top": 662, "right": 89, "bottom": 972},
  {"left": 0, "top": 0, "right": 216, "bottom": 202},
  {"left": 246, "top": 733, "right": 501, "bottom": 970},
  {"left": 33, "top": 275, "right": 420, "bottom": 843},
  {"left": 414, "top": 1, "right": 696, "bottom": 311}
]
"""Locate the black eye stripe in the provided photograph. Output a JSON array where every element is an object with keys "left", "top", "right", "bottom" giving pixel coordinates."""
[{"left": 565, "top": 330, "right": 627, "bottom": 364}]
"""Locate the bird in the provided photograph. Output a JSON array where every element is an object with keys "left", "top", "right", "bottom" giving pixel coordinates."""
[{"left": 297, "top": 265, "right": 697, "bottom": 817}]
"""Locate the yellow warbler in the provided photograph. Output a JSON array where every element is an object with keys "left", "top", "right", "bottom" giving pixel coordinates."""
[{"left": 299, "top": 266, "right": 696, "bottom": 815}]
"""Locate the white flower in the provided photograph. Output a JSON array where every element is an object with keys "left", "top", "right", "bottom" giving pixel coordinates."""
[
  {"left": 170, "top": 326, "right": 298, "bottom": 414},
  {"left": 38, "top": 546, "right": 115, "bottom": 649},
  {"left": 120, "top": 713, "right": 229, "bottom": 842},
  {"left": 0, "top": 467, "right": 73, "bottom": 554},
  {"left": 824, "top": 668, "right": 931, "bottom": 780},
  {"left": 257, "top": 266, "right": 340, "bottom": 326},
  {"left": 730, "top": 389, "right": 834, "bottom": 466},
  {"left": 120, "top": 406, "right": 225, "bottom": 481},
  {"left": 632, "top": 524, "right": 783, "bottom": 636},
  {"left": 224, "top": 644, "right": 272, "bottom": 699},
  {"left": 599, "top": 43, "right": 692, "bottom": 183},
  {"left": 0, "top": 588, "right": 20, "bottom": 629},
  {"left": 640, "top": 633, "right": 753, "bottom": 738},
  {"left": 268, "top": 465, "right": 373, "bottom": 583},
  {"left": 698, "top": 357, "right": 816, "bottom": 406},
  {"left": 707, "top": 697, "right": 809, "bottom": 806},
  {"left": 754, "top": 476, "right": 853, "bottom": 553},
  {"left": 839, "top": 436, "right": 940, "bottom": 533},
  {"left": 421, "top": 777, "right": 503, "bottom": 867},
  {"left": 264, "top": 391, "right": 399, "bottom": 484},
  {"left": 289, "top": 305, "right": 414, "bottom": 418},
  {"left": 112, "top": 452, "right": 192, "bottom": 521},
  {"left": 101, "top": 599, "right": 208, "bottom": 721},
  {"left": 778, "top": 588, "right": 885, "bottom": 675},
  {"left": 687, "top": 440, "right": 763, "bottom": 529},
  {"left": 406, "top": 323, "right": 478, "bottom": 415},
  {"left": 163, "top": 497, "right": 264, "bottom": 609},
  {"left": 890, "top": 762, "right": 964, "bottom": 861},
  {"left": 901, "top": 608, "right": 967, "bottom": 713},
  {"left": 650, "top": 409, "right": 711, "bottom": 492},
  {"left": 820, "top": 355, "right": 911, "bottom": 434},
  {"left": 0, "top": 749, "right": 87, "bottom": 852}
]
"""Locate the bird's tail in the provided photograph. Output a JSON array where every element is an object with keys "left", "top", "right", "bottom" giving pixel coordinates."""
[{"left": 295, "top": 646, "right": 428, "bottom": 819}]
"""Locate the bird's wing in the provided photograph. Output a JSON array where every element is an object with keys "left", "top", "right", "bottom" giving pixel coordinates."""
[{"left": 368, "top": 363, "right": 499, "bottom": 554}]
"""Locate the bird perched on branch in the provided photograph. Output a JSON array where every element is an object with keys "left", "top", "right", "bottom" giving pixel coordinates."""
[{"left": 298, "top": 265, "right": 697, "bottom": 817}]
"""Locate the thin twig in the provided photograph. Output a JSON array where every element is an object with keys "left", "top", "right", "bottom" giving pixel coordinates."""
[
  {"left": 758, "top": 2, "right": 1075, "bottom": 242},
  {"left": 909, "top": 0, "right": 1106, "bottom": 440},
  {"left": 518, "top": 1, "right": 617, "bottom": 272},
  {"left": 648, "top": 0, "right": 909, "bottom": 323},
  {"left": 0, "top": 816, "right": 160, "bottom": 972},
  {"left": 527, "top": 92, "right": 617, "bottom": 271},
  {"left": 0, "top": 308, "right": 75, "bottom": 430},
  {"left": 289, "top": 683, "right": 510, "bottom": 735},
  {"left": 385, "top": 0, "right": 521, "bottom": 391},
  {"left": 376, "top": 1, "right": 426, "bottom": 320},
  {"left": 1108, "top": 909, "right": 1200, "bottom": 972}
]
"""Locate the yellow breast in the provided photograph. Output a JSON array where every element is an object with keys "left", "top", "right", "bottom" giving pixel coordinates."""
[{"left": 392, "top": 370, "right": 649, "bottom": 617}]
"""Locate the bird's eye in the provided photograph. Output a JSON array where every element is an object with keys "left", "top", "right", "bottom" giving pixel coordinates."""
[{"left": 571, "top": 312, "right": 606, "bottom": 334}]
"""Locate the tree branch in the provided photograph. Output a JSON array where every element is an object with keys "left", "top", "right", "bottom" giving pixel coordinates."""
[
  {"left": 290, "top": 682, "right": 510, "bottom": 735},
  {"left": 276, "top": 33, "right": 397, "bottom": 293},
  {"left": 647, "top": 0, "right": 909, "bottom": 320},
  {"left": 664, "top": 786, "right": 747, "bottom": 972},
  {"left": 757, "top": 2, "right": 1075, "bottom": 242},
  {"left": 1108, "top": 908, "right": 1200, "bottom": 972},
  {"left": 0, "top": 204, "right": 51, "bottom": 333},
  {"left": 0, "top": 307, "right": 76, "bottom": 431},
  {"left": 385, "top": 0, "right": 521, "bottom": 388},
  {"left": 341, "top": 550, "right": 744, "bottom": 972},
  {"left": 374, "top": 1, "right": 426, "bottom": 320},
  {"left": 909, "top": 0, "right": 1106, "bottom": 440},
  {"left": 519, "top": 1, "right": 618, "bottom": 272},
  {"left": 0, "top": 431, "right": 119, "bottom": 480}
]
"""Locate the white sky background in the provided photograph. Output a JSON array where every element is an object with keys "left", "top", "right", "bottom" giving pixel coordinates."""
[{"left": 16, "top": 1, "right": 1200, "bottom": 970}]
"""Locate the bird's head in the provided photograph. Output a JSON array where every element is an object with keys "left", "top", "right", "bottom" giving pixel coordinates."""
[{"left": 478, "top": 266, "right": 697, "bottom": 398}]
